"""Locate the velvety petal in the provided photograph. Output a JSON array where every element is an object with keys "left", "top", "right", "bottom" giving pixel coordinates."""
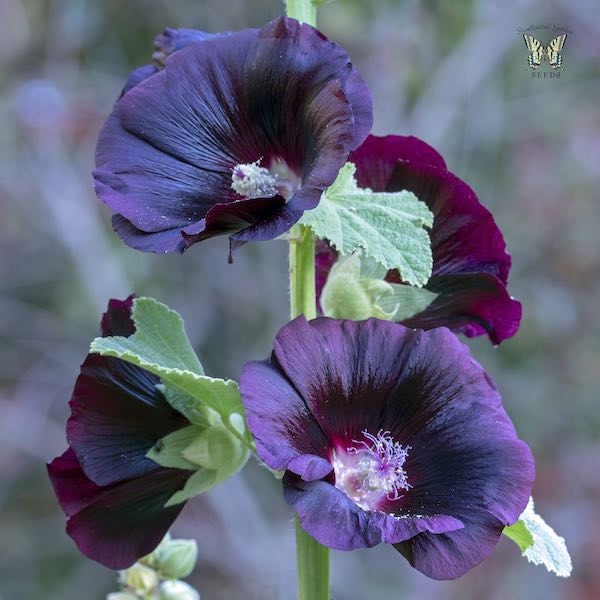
[
  {"left": 386, "top": 161, "right": 511, "bottom": 282},
  {"left": 350, "top": 134, "right": 446, "bottom": 191},
  {"left": 112, "top": 215, "right": 187, "bottom": 254},
  {"left": 47, "top": 449, "right": 104, "bottom": 516},
  {"left": 400, "top": 273, "right": 522, "bottom": 345},
  {"left": 272, "top": 316, "right": 416, "bottom": 443},
  {"left": 121, "top": 30, "right": 234, "bottom": 97},
  {"left": 152, "top": 28, "right": 233, "bottom": 67},
  {"left": 95, "top": 110, "right": 218, "bottom": 234},
  {"left": 95, "top": 16, "right": 371, "bottom": 253},
  {"left": 182, "top": 195, "right": 287, "bottom": 246},
  {"left": 121, "top": 65, "right": 158, "bottom": 96},
  {"left": 67, "top": 354, "right": 187, "bottom": 486},
  {"left": 283, "top": 474, "right": 463, "bottom": 550},
  {"left": 364, "top": 326, "right": 534, "bottom": 577},
  {"left": 48, "top": 449, "right": 191, "bottom": 569},
  {"left": 315, "top": 239, "right": 338, "bottom": 309},
  {"left": 395, "top": 511, "right": 505, "bottom": 580},
  {"left": 240, "top": 359, "right": 329, "bottom": 477},
  {"left": 100, "top": 295, "right": 136, "bottom": 337},
  {"left": 342, "top": 67, "right": 373, "bottom": 150}
]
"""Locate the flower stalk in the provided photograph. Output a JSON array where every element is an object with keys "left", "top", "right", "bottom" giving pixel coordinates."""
[
  {"left": 286, "top": 10, "right": 327, "bottom": 600},
  {"left": 289, "top": 225, "right": 317, "bottom": 321},
  {"left": 289, "top": 224, "right": 329, "bottom": 600}
]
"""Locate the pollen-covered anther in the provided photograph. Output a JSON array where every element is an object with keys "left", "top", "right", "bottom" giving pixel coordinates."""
[
  {"left": 333, "top": 429, "right": 411, "bottom": 511},
  {"left": 231, "top": 160, "right": 278, "bottom": 199}
]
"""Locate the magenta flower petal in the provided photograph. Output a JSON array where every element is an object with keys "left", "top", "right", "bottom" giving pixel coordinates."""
[
  {"left": 94, "top": 17, "right": 372, "bottom": 254},
  {"left": 47, "top": 298, "right": 192, "bottom": 569},
  {"left": 48, "top": 450, "right": 190, "bottom": 570},
  {"left": 316, "top": 134, "right": 521, "bottom": 344},
  {"left": 240, "top": 317, "right": 534, "bottom": 579}
]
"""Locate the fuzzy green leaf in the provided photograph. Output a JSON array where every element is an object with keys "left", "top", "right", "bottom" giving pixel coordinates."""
[
  {"left": 91, "top": 297, "right": 204, "bottom": 375},
  {"left": 504, "top": 498, "right": 572, "bottom": 577},
  {"left": 299, "top": 163, "right": 434, "bottom": 287}
]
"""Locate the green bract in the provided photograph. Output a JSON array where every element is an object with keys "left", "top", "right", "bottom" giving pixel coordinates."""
[
  {"left": 299, "top": 163, "right": 434, "bottom": 287},
  {"left": 503, "top": 497, "right": 572, "bottom": 577}
]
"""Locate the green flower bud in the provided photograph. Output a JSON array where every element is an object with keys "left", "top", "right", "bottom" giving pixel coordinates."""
[
  {"left": 123, "top": 563, "right": 159, "bottom": 594},
  {"left": 321, "top": 253, "right": 396, "bottom": 320},
  {"left": 183, "top": 424, "right": 247, "bottom": 473},
  {"left": 158, "top": 538, "right": 198, "bottom": 579},
  {"left": 159, "top": 580, "right": 200, "bottom": 600},
  {"left": 140, "top": 533, "right": 172, "bottom": 568}
]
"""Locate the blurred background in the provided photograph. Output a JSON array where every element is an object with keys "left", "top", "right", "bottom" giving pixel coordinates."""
[{"left": 1, "top": 0, "right": 599, "bottom": 598}]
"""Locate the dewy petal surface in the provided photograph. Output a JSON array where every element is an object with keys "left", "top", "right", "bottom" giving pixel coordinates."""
[
  {"left": 94, "top": 16, "right": 372, "bottom": 253},
  {"left": 240, "top": 317, "right": 534, "bottom": 578},
  {"left": 317, "top": 134, "right": 520, "bottom": 343}
]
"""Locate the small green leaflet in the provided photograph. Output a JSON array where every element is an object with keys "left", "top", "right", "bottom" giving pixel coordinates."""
[
  {"left": 299, "top": 163, "right": 434, "bottom": 287},
  {"left": 504, "top": 497, "right": 572, "bottom": 577}
]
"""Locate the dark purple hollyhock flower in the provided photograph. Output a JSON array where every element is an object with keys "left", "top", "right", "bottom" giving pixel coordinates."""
[
  {"left": 316, "top": 135, "right": 521, "bottom": 344},
  {"left": 94, "top": 17, "right": 372, "bottom": 255},
  {"left": 47, "top": 296, "right": 193, "bottom": 569},
  {"left": 240, "top": 317, "right": 534, "bottom": 579}
]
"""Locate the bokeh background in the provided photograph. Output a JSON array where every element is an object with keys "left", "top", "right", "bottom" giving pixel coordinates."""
[{"left": 1, "top": 0, "right": 599, "bottom": 598}]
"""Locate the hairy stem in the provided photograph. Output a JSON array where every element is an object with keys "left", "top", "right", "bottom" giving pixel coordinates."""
[{"left": 289, "top": 225, "right": 329, "bottom": 600}]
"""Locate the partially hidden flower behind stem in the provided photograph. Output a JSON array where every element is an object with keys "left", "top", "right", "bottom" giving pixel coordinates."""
[
  {"left": 316, "top": 135, "right": 522, "bottom": 345},
  {"left": 94, "top": 16, "right": 373, "bottom": 258},
  {"left": 47, "top": 296, "right": 194, "bottom": 570},
  {"left": 239, "top": 317, "right": 535, "bottom": 580}
]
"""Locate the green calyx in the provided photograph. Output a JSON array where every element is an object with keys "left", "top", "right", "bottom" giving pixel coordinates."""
[
  {"left": 320, "top": 253, "right": 438, "bottom": 322},
  {"left": 321, "top": 254, "right": 394, "bottom": 320}
]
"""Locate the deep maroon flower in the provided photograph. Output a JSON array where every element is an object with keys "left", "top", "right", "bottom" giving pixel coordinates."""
[
  {"left": 240, "top": 317, "right": 534, "bottom": 579},
  {"left": 316, "top": 135, "right": 521, "bottom": 344},
  {"left": 47, "top": 296, "right": 193, "bottom": 569},
  {"left": 94, "top": 17, "right": 372, "bottom": 255}
]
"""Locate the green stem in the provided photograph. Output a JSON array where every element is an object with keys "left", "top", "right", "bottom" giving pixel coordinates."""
[
  {"left": 286, "top": 3, "right": 328, "bottom": 597},
  {"left": 294, "top": 516, "right": 330, "bottom": 600},
  {"left": 289, "top": 224, "right": 329, "bottom": 600},
  {"left": 289, "top": 225, "right": 316, "bottom": 321},
  {"left": 286, "top": 0, "right": 318, "bottom": 25}
]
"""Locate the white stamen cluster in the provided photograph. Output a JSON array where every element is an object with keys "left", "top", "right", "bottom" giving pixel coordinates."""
[
  {"left": 333, "top": 429, "right": 411, "bottom": 511},
  {"left": 231, "top": 160, "right": 278, "bottom": 199}
]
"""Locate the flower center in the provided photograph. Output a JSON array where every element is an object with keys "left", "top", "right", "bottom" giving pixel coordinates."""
[
  {"left": 231, "top": 160, "right": 278, "bottom": 199},
  {"left": 332, "top": 429, "right": 411, "bottom": 511}
]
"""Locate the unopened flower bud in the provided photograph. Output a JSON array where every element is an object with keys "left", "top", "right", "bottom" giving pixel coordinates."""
[
  {"left": 321, "top": 253, "right": 395, "bottom": 320},
  {"left": 123, "top": 562, "right": 159, "bottom": 594},
  {"left": 141, "top": 532, "right": 172, "bottom": 568},
  {"left": 159, "top": 580, "right": 200, "bottom": 600},
  {"left": 183, "top": 424, "right": 247, "bottom": 473},
  {"left": 159, "top": 538, "right": 198, "bottom": 579}
]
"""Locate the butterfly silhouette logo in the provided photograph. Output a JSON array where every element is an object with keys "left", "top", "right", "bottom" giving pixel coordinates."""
[{"left": 523, "top": 33, "right": 567, "bottom": 70}]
